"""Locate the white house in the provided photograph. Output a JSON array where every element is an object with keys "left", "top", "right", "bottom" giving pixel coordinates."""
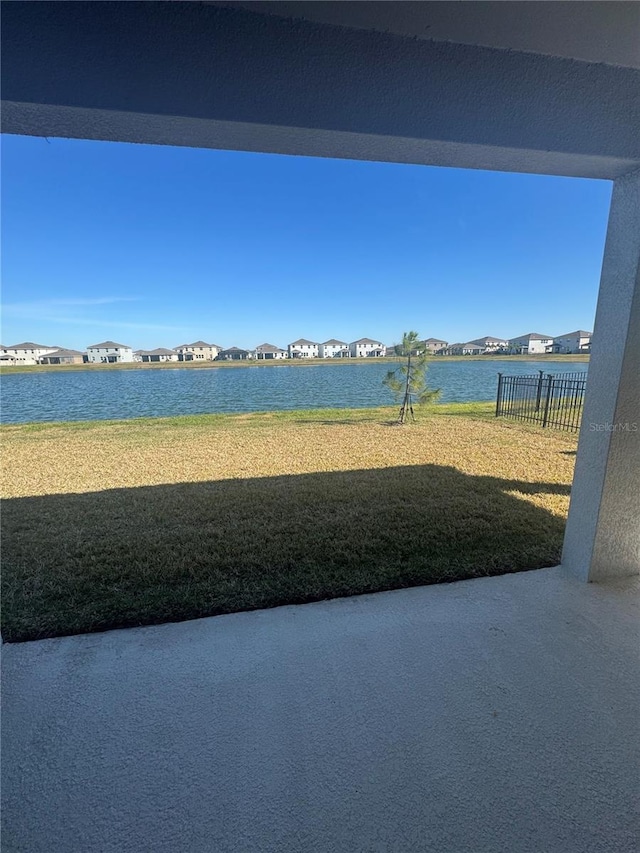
[
  {"left": 350, "top": 338, "right": 385, "bottom": 358},
  {"left": 138, "top": 348, "right": 179, "bottom": 362},
  {"left": 2, "top": 341, "right": 57, "bottom": 365},
  {"left": 86, "top": 341, "right": 134, "bottom": 363},
  {"left": 467, "top": 336, "right": 509, "bottom": 353},
  {"left": 318, "top": 339, "right": 350, "bottom": 358},
  {"left": 174, "top": 341, "right": 222, "bottom": 361},
  {"left": 254, "top": 343, "right": 288, "bottom": 360},
  {"left": 552, "top": 330, "right": 592, "bottom": 354},
  {"left": 288, "top": 339, "right": 319, "bottom": 358},
  {"left": 508, "top": 332, "right": 554, "bottom": 354}
]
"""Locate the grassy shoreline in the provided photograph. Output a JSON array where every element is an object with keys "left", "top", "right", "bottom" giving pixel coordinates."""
[
  {"left": 1, "top": 401, "right": 495, "bottom": 432},
  {"left": 1, "top": 353, "right": 589, "bottom": 375},
  {"left": 2, "top": 404, "right": 577, "bottom": 642}
]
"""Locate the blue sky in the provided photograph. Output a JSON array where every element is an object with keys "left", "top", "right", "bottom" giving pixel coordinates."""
[{"left": 2, "top": 135, "right": 611, "bottom": 350}]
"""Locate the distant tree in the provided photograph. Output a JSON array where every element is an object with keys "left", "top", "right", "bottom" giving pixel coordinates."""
[{"left": 383, "top": 331, "right": 441, "bottom": 424}]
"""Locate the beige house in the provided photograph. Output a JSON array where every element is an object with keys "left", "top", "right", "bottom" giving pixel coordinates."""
[
  {"left": 175, "top": 341, "right": 222, "bottom": 361},
  {"left": 254, "top": 343, "right": 288, "bottom": 360},
  {"left": 423, "top": 338, "right": 448, "bottom": 353},
  {"left": 2, "top": 341, "right": 57, "bottom": 365},
  {"left": 38, "top": 348, "right": 86, "bottom": 365}
]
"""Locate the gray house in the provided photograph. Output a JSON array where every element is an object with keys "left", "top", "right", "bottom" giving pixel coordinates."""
[
  {"left": 254, "top": 343, "right": 287, "bottom": 360},
  {"left": 218, "top": 347, "right": 250, "bottom": 361}
]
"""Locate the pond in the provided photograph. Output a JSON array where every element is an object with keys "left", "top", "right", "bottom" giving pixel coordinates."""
[{"left": 0, "top": 360, "right": 588, "bottom": 423}]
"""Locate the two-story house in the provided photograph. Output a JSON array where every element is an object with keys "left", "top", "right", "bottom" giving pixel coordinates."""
[
  {"left": 175, "top": 341, "right": 222, "bottom": 361},
  {"left": 552, "top": 330, "right": 592, "bottom": 354},
  {"left": 254, "top": 343, "right": 288, "bottom": 360},
  {"left": 508, "top": 332, "right": 554, "bottom": 354},
  {"left": 2, "top": 342, "right": 57, "bottom": 365},
  {"left": 86, "top": 341, "right": 134, "bottom": 363},
  {"left": 423, "top": 338, "right": 448, "bottom": 353},
  {"left": 350, "top": 338, "right": 385, "bottom": 357},
  {"left": 288, "top": 339, "right": 319, "bottom": 358},
  {"left": 319, "top": 339, "right": 350, "bottom": 358}
]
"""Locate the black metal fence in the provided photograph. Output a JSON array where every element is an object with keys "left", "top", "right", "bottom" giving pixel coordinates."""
[{"left": 496, "top": 371, "right": 587, "bottom": 432}]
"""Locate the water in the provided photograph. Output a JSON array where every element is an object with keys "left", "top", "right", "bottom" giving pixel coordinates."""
[{"left": 0, "top": 361, "right": 588, "bottom": 424}]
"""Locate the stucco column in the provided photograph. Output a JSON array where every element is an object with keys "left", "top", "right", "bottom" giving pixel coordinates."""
[{"left": 562, "top": 169, "right": 640, "bottom": 581}]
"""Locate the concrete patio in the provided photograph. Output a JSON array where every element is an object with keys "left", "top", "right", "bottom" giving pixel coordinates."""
[{"left": 3, "top": 567, "right": 639, "bottom": 852}]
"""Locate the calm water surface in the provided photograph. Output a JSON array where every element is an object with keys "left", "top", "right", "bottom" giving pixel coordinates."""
[{"left": 1, "top": 361, "right": 588, "bottom": 424}]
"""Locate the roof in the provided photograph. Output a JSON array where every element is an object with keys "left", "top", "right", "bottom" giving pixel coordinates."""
[
  {"left": 176, "top": 340, "right": 218, "bottom": 348},
  {"left": 557, "top": 330, "right": 592, "bottom": 338},
  {"left": 6, "top": 341, "right": 53, "bottom": 349},
  {"left": 351, "top": 338, "right": 383, "bottom": 345},
  {"left": 322, "top": 339, "right": 348, "bottom": 346},
  {"left": 255, "top": 342, "right": 284, "bottom": 352},
  {"left": 424, "top": 338, "right": 447, "bottom": 344},
  {"left": 468, "top": 336, "right": 506, "bottom": 345},
  {"left": 220, "top": 346, "right": 249, "bottom": 353},
  {"left": 509, "top": 332, "right": 553, "bottom": 341},
  {"left": 87, "top": 341, "right": 131, "bottom": 349},
  {"left": 139, "top": 348, "right": 177, "bottom": 356},
  {"left": 41, "top": 348, "right": 84, "bottom": 357},
  {"left": 289, "top": 338, "right": 317, "bottom": 346}
]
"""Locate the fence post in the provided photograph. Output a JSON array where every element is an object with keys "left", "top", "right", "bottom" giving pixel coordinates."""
[
  {"left": 496, "top": 373, "right": 503, "bottom": 417},
  {"left": 541, "top": 374, "right": 553, "bottom": 428},
  {"left": 535, "top": 369, "right": 544, "bottom": 411}
]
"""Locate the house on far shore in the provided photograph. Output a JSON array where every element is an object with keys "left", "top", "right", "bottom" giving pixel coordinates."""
[
  {"left": 174, "top": 341, "right": 222, "bottom": 361},
  {"left": 441, "top": 342, "right": 483, "bottom": 355},
  {"left": 508, "top": 332, "right": 554, "bottom": 355},
  {"left": 288, "top": 339, "right": 319, "bottom": 358},
  {"left": 254, "top": 343, "right": 288, "bottom": 360},
  {"left": 350, "top": 338, "right": 385, "bottom": 357},
  {"left": 138, "top": 348, "right": 179, "bottom": 363},
  {"left": 319, "top": 339, "right": 350, "bottom": 358},
  {"left": 552, "top": 330, "right": 592, "bottom": 354},
  {"left": 86, "top": 341, "right": 134, "bottom": 363},
  {"left": 38, "top": 348, "right": 86, "bottom": 365},
  {"left": 423, "top": 338, "right": 448, "bottom": 353},
  {"left": 467, "top": 335, "right": 509, "bottom": 353},
  {"left": 1, "top": 342, "right": 57, "bottom": 365},
  {"left": 218, "top": 347, "right": 251, "bottom": 361}
]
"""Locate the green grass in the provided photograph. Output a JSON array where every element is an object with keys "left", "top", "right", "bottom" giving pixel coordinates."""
[
  {"left": 1, "top": 353, "right": 589, "bottom": 374},
  {"left": 1, "top": 405, "right": 578, "bottom": 642}
]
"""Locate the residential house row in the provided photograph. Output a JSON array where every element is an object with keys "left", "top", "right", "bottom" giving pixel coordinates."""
[{"left": 0, "top": 331, "right": 592, "bottom": 366}]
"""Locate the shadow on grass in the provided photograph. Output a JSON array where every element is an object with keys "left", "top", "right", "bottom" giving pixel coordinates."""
[{"left": 1, "top": 464, "right": 569, "bottom": 642}]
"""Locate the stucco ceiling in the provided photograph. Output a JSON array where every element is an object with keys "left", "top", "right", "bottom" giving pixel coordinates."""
[{"left": 213, "top": 1, "right": 640, "bottom": 69}]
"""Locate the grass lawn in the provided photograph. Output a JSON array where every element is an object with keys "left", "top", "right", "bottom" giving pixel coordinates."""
[{"left": 1, "top": 404, "right": 578, "bottom": 642}]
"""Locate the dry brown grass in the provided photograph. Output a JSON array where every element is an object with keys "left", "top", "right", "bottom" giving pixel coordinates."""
[{"left": 1, "top": 405, "right": 578, "bottom": 641}]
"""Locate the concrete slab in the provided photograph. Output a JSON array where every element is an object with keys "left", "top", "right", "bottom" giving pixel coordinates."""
[{"left": 2, "top": 567, "right": 639, "bottom": 852}]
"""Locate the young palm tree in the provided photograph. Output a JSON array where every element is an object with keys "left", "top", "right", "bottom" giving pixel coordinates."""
[{"left": 383, "top": 331, "right": 441, "bottom": 424}]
